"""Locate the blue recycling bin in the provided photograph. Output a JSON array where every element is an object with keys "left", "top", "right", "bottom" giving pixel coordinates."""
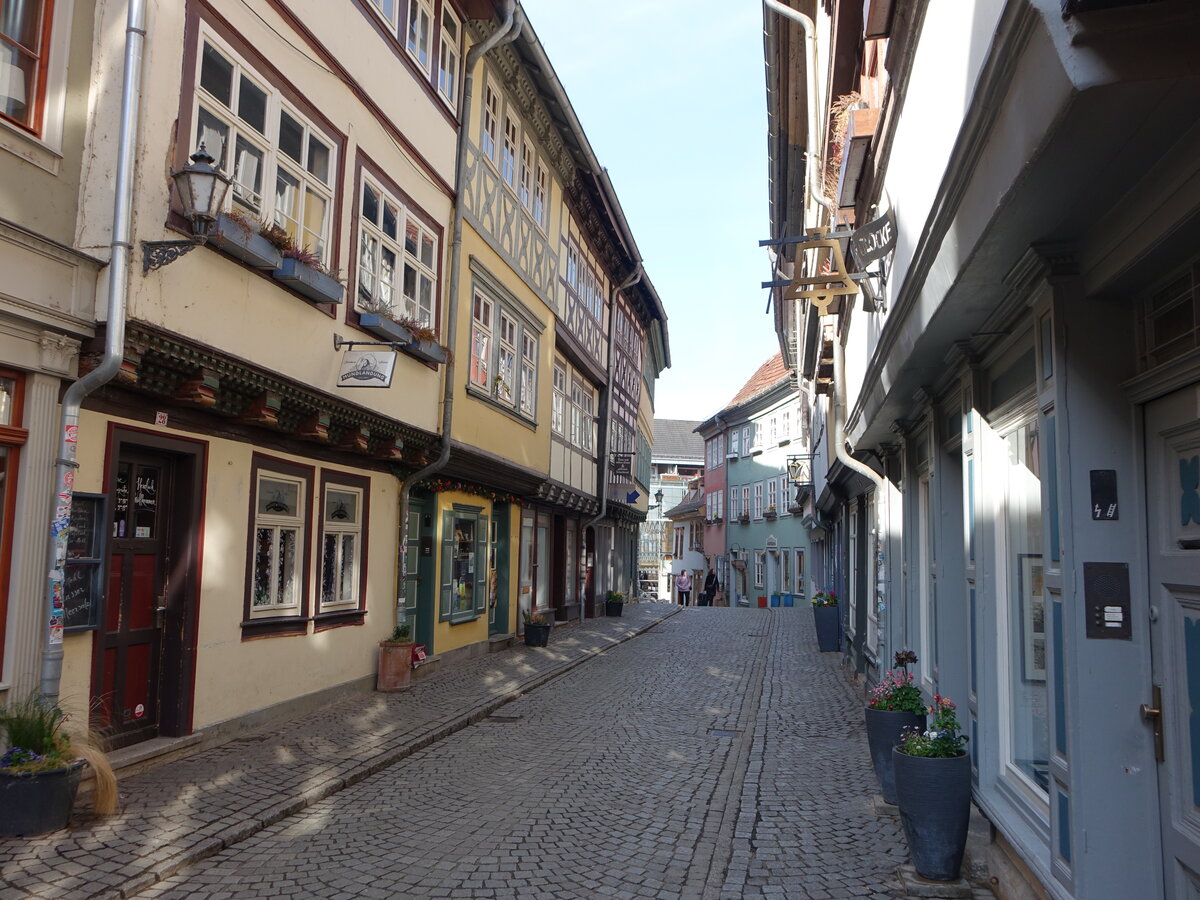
[
  {"left": 783, "top": 593, "right": 794, "bottom": 607},
  {"left": 770, "top": 593, "right": 781, "bottom": 607}
]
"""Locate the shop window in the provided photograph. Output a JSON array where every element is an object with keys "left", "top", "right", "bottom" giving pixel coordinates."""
[
  {"left": 317, "top": 474, "right": 368, "bottom": 622},
  {"left": 245, "top": 457, "right": 312, "bottom": 635},
  {"left": 441, "top": 508, "right": 488, "bottom": 623}
]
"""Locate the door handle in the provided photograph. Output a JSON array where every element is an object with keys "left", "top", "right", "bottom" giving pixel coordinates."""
[{"left": 1141, "top": 684, "right": 1164, "bottom": 763}]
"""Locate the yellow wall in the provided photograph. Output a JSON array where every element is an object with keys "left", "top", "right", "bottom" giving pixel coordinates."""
[{"left": 63, "top": 409, "right": 401, "bottom": 730}]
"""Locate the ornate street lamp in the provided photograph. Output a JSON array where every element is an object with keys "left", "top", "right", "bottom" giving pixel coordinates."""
[
  {"left": 786, "top": 454, "right": 814, "bottom": 488},
  {"left": 143, "top": 143, "right": 233, "bottom": 272}
]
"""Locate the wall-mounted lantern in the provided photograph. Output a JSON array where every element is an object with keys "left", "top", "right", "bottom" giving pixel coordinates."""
[{"left": 143, "top": 143, "right": 232, "bottom": 273}]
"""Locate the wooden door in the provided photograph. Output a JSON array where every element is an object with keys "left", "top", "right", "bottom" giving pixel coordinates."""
[{"left": 1146, "top": 383, "right": 1200, "bottom": 897}]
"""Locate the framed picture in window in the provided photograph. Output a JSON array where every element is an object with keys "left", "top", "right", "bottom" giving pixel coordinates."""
[{"left": 1019, "top": 552, "right": 1046, "bottom": 682}]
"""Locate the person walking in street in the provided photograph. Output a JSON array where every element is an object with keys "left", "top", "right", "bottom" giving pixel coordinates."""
[
  {"left": 703, "top": 568, "right": 720, "bottom": 607},
  {"left": 676, "top": 570, "right": 693, "bottom": 606}
]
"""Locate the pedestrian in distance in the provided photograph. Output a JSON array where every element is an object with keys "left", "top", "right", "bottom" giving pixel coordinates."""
[
  {"left": 703, "top": 568, "right": 720, "bottom": 607},
  {"left": 676, "top": 570, "right": 692, "bottom": 606}
]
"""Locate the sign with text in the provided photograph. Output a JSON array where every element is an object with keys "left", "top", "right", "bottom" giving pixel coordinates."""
[
  {"left": 850, "top": 209, "right": 897, "bottom": 267},
  {"left": 338, "top": 351, "right": 396, "bottom": 388},
  {"left": 64, "top": 493, "right": 107, "bottom": 632},
  {"left": 610, "top": 453, "right": 633, "bottom": 478}
]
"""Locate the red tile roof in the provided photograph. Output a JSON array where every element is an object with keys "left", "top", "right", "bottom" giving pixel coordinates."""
[{"left": 723, "top": 352, "right": 790, "bottom": 410}]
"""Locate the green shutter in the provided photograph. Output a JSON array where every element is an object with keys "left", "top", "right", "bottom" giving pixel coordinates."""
[
  {"left": 474, "top": 514, "right": 489, "bottom": 614},
  {"left": 440, "top": 510, "right": 454, "bottom": 620}
]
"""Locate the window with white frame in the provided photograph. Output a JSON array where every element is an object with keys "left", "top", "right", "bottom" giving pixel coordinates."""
[
  {"left": 533, "top": 162, "right": 548, "bottom": 229},
  {"left": 781, "top": 475, "right": 792, "bottom": 511},
  {"left": 469, "top": 286, "right": 539, "bottom": 420},
  {"left": 767, "top": 479, "right": 778, "bottom": 513},
  {"left": 716, "top": 489, "right": 724, "bottom": 520},
  {"left": 755, "top": 551, "right": 765, "bottom": 588},
  {"left": 405, "top": 0, "right": 433, "bottom": 72},
  {"left": 782, "top": 550, "right": 791, "bottom": 591},
  {"left": 768, "top": 416, "right": 778, "bottom": 445},
  {"left": 520, "top": 139, "right": 535, "bottom": 209},
  {"left": 481, "top": 79, "right": 499, "bottom": 164},
  {"left": 319, "top": 481, "right": 365, "bottom": 610},
  {"left": 741, "top": 425, "right": 752, "bottom": 455},
  {"left": 251, "top": 470, "right": 306, "bottom": 616},
  {"left": 357, "top": 178, "right": 438, "bottom": 327},
  {"left": 730, "top": 428, "right": 740, "bottom": 456},
  {"left": 437, "top": 6, "right": 461, "bottom": 107},
  {"left": 753, "top": 483, "right": 763, "bottom": 519},
  {"left": 501, "top": 113, "right": 519, "bottom": 188},
  {"left": 195, "top": 35, "right": 335, "bottom": 263},
  {"left": 781, "top": 409, "right": 791, "bottom": 439},
  {"left": 551, "top": 362, "right": 566, "bottom": 435},
  {"left": 366, "top": 0, "right": 399, "bottom": 27},
  {"left": 741, "top": 486, "right": 750, "bottom": 518}
]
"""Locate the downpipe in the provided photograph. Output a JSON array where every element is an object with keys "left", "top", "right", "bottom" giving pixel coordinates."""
[
  {"left": 396, "top": 1, "right": 521, "bottom": 631},
  {"left": 41, "top": 0, "right": 146, "bottom": 701}
]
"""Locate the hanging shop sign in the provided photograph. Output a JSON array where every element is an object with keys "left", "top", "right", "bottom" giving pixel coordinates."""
[
  {"left": 784, "top": 227, "right": 859, "bottom": 315},
  {"left": 338, "top": 350, "right": 396, "bottom": 388},
  {"left": 849, "top": 209, "right": 897, "bottom": 267},
  {"left": 611, "top": 452, "right": 633, "bottom": 478}
]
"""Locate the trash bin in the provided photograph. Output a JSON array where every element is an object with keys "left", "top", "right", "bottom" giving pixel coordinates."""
[
  {"left": 757, "top": 596, "right": 768, "bottom": 608},
  {"left": 769, "top": 593, "right": 781, "bottom": 607},
  {"left": 783, "top": 593, "right": 794, "bottom": 607}
]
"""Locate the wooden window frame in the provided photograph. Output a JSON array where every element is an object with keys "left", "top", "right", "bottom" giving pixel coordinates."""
[
  {"left": 314, "top": 471, "right": 370, "bottom": 629},
  {"left": 0, "top": 0, "right": 54, "bottom": 137},
  {"left": 242, "top": 455, "right": 313, "bottom": 639}
]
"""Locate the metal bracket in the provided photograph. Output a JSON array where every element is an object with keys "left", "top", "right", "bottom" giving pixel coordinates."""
[
  {"left": 759, "top": 230, "right": 854, "bottom": 246},
  {"left": 142, "top": 240, "right": 200, "bottom": 274},
  {"left": 333, "top": 334, "right": 405, "bottom": 352}
]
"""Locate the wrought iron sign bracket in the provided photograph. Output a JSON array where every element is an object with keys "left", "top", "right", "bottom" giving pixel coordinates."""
[
  {"left": 333, "top": 334, "right": 404, "bottom": 353},
  {"left": 142, "top": 240, "right": 201, "bottom": 274}
]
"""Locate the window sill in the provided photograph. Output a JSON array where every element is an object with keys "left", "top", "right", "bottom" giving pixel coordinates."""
[
  {"left": 0, "top": 119, "right": 63, "bottom": 175},
  {"left": 241, "top": 615, "right": 309, "bottom": 640},
  {"left": 465, "top": 384, "right": 538, "bottom": 430},
  {"left": 444, "top": 611, "right": 481, "bottom": 625},
  {"left": 313, "top": 608, "right": 367, "bottom": 631}
]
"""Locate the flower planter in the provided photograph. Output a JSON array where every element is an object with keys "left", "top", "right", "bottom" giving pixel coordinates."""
[
  {"left": 524, "top": 623, "right": 551, "bottom": 647},
  {"left": 812, "top": 604, "right": 840, "bottom": 651},
  {"left": 0, "top": 759, "right": 86, "bottom": 837},
  {"left": 272, "top": 257, "right": 345, "bottom": 304},
  {"left": 764, "top": 511, "right": 778, "bottom": 520},
  {"left": 209, "top": 213, "right": 282, "bottom": 269},
  {"left": 403, "top": 338, "right": 447, "bottom": 365},
  {"left": 604, "top": 599, "right": 624, "bottom": 617},
  {"left": 865, "top": 707, "right": 926, "bottom": 804},
  {"left": 892, "top": 749, "right": 972, "bottom": 881},
  {"left": 358, "top": 313, "right": 414, "bottom": 344},
  {"left": 377, "top": 640, "right": 414, "bottom": 692}
]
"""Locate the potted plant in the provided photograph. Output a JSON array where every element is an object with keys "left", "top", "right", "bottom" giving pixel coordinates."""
[
  {"left": 893, "top": 694, "right": 971, "bottom": 881},
  {"left": 0, "top": 693, "right": 118, "bottom": 837},
  {"left": 865, "top": 650, "right": 926, "bottom": 805},
  {"left": 810, "top": 589, "right": 840, "bottom": 651},
  {"left": 209, "top": 211, "right": 283, "bottom": 269},
  {"left": 377, "top": 621, "right": 414, "bottom": 692},
  {"left": 272, "top": 242, "right": 345, "bottom": 304},
  {"left": 605, "top": 590, "right": 625, "bottom": 617},
  {"left": 391, "top": 315, "right": 448, "bottom": 365},
  {"left": 523, "top": 609, "right": 551, "bottom": 647},
  {"left": 764, "top": 504, "right": 778, "bottom": 519}
]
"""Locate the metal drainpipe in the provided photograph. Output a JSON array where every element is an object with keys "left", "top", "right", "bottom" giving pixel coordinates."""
[
  {"left": 396, "top": 1, "right": 521, "bottom": 632},
  {"left": 41, "top": 0, "right": 146, "bottom": 701},
  {"left": 583, "top": 263, "right": 642, "bottom": 620}
]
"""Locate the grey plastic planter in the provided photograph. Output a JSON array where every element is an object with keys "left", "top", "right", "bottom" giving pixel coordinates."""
[
  {"left": 273, "top": 257, "right": 345, "bottom": 304},
  {"left": 865, "top": 707, "right": 926, "bottom": 804},
  {"left": 210, "top": 213, "right": 281, "bottom": 269},
  {"left": 0, "top": 759, "right": 85, "bottom": 837},
  {"left": 404, "top": 338, "right": 447, "bottom": 365},
  {"left": 893, "top": 749, "right": 971, "bottom": 881},
  {"left": 357, "top": 313, "right": 413, "bottom": 344},
  {"left": 812, "top": 603, "right": 840, "bottom": 651}
]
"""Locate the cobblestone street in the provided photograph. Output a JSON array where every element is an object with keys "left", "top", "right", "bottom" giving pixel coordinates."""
[
  {"left": 0, "top": 605, "right": 909, "bottom": 899},
  {"left": 134, "top": 607, "right": 905, "bottom": 899}
]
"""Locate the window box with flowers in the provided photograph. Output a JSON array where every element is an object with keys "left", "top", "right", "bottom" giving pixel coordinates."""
[
  {"left": 737, "top": 513, "right": 750, "bottom": 525},
  {"left": 210, "top": 212, "right": 283, "bottom": 269},
  {"left": 273, "top": 249, "right": 344, "bottom": 305},
  {"left": 764, "top": 505, "right": 778, "bottom": 520}
]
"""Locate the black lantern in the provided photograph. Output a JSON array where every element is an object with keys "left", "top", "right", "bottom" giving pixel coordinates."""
[
  {"left": 171, "top": 143, "right": 231, "bottom": 239},
  {"left": 786, "top": 454, "right": 814, "bottom": 488},
  {"left": 143, "top": 143, "right": 233, "bottom": 272}
]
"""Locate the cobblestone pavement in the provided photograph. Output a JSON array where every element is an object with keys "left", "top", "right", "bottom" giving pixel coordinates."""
[
  {"left": 0, "top": 604, "right": 679, "bottom": 900},
  {"left": 133, "top": 608, "right": 906, "bottom": 900}
]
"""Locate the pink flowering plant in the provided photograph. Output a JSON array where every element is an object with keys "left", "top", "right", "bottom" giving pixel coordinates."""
[
  {"left": 897, "top": 694, "right": 968, "bottom": 758},
  {"left": 867, "top": 650, "right": 924, "bottom": 715},
  {"left": 811, "top": 589, "right": 838, "bottom": 607}
]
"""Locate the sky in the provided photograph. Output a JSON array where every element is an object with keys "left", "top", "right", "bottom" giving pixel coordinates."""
[{"left": 517, "top": 0, "right": 781, "bottom": 422}]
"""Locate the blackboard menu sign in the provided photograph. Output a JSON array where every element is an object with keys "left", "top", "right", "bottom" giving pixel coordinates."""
[{"left": 63, "top": 493, "right": 107, "bottom": 632}]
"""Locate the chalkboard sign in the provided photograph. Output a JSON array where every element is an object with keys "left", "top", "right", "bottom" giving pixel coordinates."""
[{"left": 63, "top": 493, "right": 107, "bottom": 632}]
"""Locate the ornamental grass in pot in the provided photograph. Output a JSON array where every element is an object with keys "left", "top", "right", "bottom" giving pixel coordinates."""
[
  {"left": 865, "top": 650, "right": 926, "bottom": 805},
  {"left": 604, "top": 590, "right": 625, "bottom": 617},
  {"left": 892, "top": 694, "right": 971, "bottom": 882},
  {"left": 523, "top": 609, "right": 551, "bottom": 647},
  {"left": 0, "top": 693, "right": 118, "bottom": 837}
]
